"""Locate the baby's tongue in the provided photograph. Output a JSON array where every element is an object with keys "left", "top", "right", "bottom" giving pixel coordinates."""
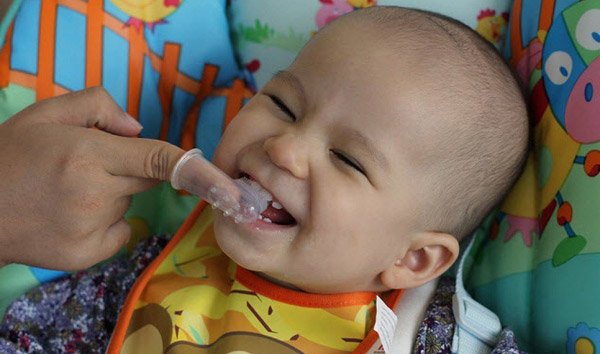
[{"left": 261, "top": 204, "right": 295, "bottom": 225}]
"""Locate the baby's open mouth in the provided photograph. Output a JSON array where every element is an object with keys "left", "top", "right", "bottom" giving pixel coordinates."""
[
  {"left": 239, "top": 173, "right": 297, "bottom": 226},
  {"left": 260, "top": 201, "right": 296, "bottom": 225}
]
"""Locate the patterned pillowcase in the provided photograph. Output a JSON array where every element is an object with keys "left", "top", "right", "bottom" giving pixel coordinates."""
[
  {"left": 0, "top": 0, "right": 245, "bottom": 317},
  {"left": 468, "top": 1, "right": 600, "bottom": 353},
  {"left": 228, "top": 0, "right": 512, "bottom": 91}
]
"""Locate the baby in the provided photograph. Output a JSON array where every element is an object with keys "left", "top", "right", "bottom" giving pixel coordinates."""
[
  {"left": 0, "top": 6, "right": 528, "bottom": 354},
  {"left": 212, "top": 6, "right": 528, "bottom": 294}
]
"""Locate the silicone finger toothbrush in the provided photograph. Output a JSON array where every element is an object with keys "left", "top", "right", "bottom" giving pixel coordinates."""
[{"left": 170, "top": 149, "right": 268, "bottom": 223}]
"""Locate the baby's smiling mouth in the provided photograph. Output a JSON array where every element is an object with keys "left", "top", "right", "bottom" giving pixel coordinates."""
[{"left": 239, "top": 173, "right": 297, "bottom": 226}]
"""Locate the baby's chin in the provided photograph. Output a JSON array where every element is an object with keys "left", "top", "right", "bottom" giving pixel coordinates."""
[
  {"left": 213, "top": 216, "right": 386, "bottom": 293},
  {"left": 212, "top": 210, "right": 297, "bottom": 272}
]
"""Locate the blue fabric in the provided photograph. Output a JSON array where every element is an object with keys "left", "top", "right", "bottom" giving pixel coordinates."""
[
  {"left": 0, "top": 0, "right": 245, "bottom": 318},
  {"left": 468, "top": 1, "right": 600, "bottom": 353}
]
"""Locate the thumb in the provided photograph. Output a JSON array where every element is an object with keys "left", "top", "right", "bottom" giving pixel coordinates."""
[
  {"left": 102, "top": 135, "right": 186, "bottom": 182},
  {"left": 25, "top": 87, "right": 142, "bottom": 137}
]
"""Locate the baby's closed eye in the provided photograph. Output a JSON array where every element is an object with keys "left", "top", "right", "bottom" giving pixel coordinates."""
[
  {"left": 267, "top": 94, "right": 296, "bottom": 121},
  {"left": 330, "top": 150, "right": 365, "bottom": 175}
]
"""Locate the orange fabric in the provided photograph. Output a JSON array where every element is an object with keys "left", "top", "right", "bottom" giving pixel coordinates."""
[
  {"left": 126, "top": 27, "right": 144, "bottom": 118},
  {"left": 174, "top": 67, "right": 205, "bottom": 94},
  {"left": 235, "top": 267, "right": 378, "bottom": 308},
  {"left": 509, "top": 0, "right": 524, "bottom": 67},
  {"left": 180, "top": 95, "right": 203, "bottom": 150},
  {"left": 538, "top": 0, "right": 555, "bottom": 34},
  {"left": 9, "top": 69, "right": 68, "bottom": 95},
  {"left": 58, "top": 0, "right": 85, "bottom": 13},
  {"left": 158, "top": 42, "right": 181, "bottom": 141},
  {"left": 105, "top": 201, "right": 208, "bottom": 354},
  {"left": 37, "top": 0, "right": 58, "bottom": 101},
  {"left": 11, "top": 0, "right": 252, "bottom": 115},
  {"left": 223, "top": 78, "right": 249, "bottom": 128},
  {"left": 5, "top": 0, "right": 253, "bottom": 112},
  {"left": 85, "top": 0, "right": 103, "bottom": 88},
  {"left": 0, "top": 23, "right": 13, "bottom": 89},
  {"left": 180, "top": 64, "right": 219, "bottom": 150}
]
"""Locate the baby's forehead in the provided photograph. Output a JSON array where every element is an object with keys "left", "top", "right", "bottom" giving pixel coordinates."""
[
  {"left": 320, "top": 9, "right": 466, "bottom": 57},
  {"left": 306, "top": 15, "right": 473, "bottom": 90}
]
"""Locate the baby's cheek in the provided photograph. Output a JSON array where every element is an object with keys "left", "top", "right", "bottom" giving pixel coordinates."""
[
  {"left": 211, "top": 144, "right": 232, "bottom": 173},
  {"left": 214, "top": 121, "right": 247, "bottom": 170}
]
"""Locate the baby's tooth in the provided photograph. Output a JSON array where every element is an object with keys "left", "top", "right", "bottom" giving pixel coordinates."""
[
  {"left": 272, "top": 201, "right": 283, "bottom": 210},
  {"left": 263, "top": 217, "right": 272, "bottom": 223},
  {"left": 258, "top": 215, "right": 263, "bottom": 220}
]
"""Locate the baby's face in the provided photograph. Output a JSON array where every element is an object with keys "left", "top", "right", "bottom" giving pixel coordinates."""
[{"left": 213, "top": 22, "right": 437, "bottom": 293}]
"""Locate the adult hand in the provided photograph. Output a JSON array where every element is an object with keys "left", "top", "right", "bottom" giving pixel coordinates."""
[{"left": 0, "top": 87, "right": 185, "bottom": 270}]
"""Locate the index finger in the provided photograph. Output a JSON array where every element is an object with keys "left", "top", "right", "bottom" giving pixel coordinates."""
[{"left": 18, "top": 87, "right": 142, "bottom": 137}]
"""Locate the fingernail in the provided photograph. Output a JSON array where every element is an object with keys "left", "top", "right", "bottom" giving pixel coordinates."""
[{"left": 125, "top": 113, "right": 143, "bottom": 131}]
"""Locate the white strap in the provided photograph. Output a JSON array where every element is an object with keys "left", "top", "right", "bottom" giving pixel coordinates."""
[
  {"left": 364, "top": 234, "right": 502, "bottom": 354},
  {"left": 451, "top": 235, "right": 502, "bottom": 354}
]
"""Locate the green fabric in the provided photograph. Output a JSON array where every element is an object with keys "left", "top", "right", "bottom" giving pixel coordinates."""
[
  {"left": 467, "top": 1, "right": 600, "bottom": 353},
  {"left": 124, "top": 182, "right": 200, "bottom": 250},
  {"left": 0, "top": 84, "right": 36, "bottom": 124},
  {"left": 0, "top": 264, "right": 38, "bottom": 319}
]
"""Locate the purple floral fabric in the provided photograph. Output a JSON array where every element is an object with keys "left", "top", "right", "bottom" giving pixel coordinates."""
[
  {"left": 0, "top": 234, "right": 170, "bottom": 354},
  {"left": 1, "top": 238, "right": 527, "bottom": 354},
  {"left": 412, "top": 277, "right": 528, "bottom": 354},
  {"left": 412, "top": 277, "right": 456, "bottom": 354}
]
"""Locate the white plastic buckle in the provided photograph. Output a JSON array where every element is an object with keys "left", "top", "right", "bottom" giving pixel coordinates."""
[{"left": 452, "top": 292, "right": 501, "bottom": 346}]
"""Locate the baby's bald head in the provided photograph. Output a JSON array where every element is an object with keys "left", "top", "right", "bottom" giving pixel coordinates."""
[
  {"left": 212, "top": 5, "right": 529, "bottom": 293},
  {"left": 331, "top": 7, "right": 529, "bottom": 240}
]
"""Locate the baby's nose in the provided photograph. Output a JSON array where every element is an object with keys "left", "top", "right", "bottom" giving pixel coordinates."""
[{"left": 264, "top": 134, "right": 309, "bottom": 179}]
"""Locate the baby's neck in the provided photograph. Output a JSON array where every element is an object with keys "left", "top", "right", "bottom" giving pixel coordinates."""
[{"left": 255, "top": 272, "right": 306, "bottom": 292}]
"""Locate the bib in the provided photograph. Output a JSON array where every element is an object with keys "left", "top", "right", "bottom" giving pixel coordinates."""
[{"left": 107, "top": 202, "right": 403, "bottom": 354}]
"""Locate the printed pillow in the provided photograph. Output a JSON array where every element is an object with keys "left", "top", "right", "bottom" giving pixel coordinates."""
[
  {"left": 0, "top": 0, "right": 248, "bottom": 317},
  {"left": 228, "top": 0, "right": 512, "bottom": 91},
  {"left": 467, "top": 1, "right": 600, "bottom": 353}
]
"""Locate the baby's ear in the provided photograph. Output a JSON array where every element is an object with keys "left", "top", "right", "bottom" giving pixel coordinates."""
[{"left": 380, "top": 232, "right": 459, "bottom": 290}]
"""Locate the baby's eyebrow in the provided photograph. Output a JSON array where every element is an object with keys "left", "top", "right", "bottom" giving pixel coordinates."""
[
  {"left": 341, "top": 126, "right": 389, "bottom": 172},
  {"left": 272, "top": 70, "right": 307, "bottom": 107}
]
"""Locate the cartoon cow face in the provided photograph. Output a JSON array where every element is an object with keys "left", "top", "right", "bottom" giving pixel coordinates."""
[{"left": 543, "top": 2, "right": 600, "bottom": 143}]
